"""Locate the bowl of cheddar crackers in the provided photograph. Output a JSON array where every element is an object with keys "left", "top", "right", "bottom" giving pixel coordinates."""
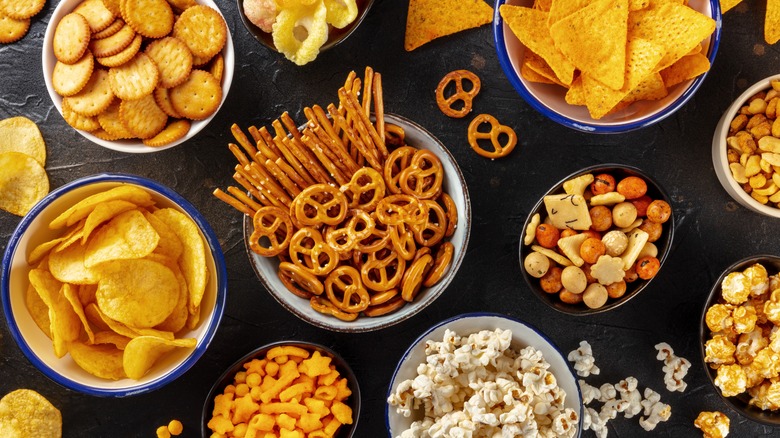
[
  {"left": 42, "top": 0, "right": 234, "bottom": 153},
  {"left": 1, "top": 173, "right": 227, "bottom": 396},
  {"left": 494, "top": 0, "right": 720, "bottom": 133}
]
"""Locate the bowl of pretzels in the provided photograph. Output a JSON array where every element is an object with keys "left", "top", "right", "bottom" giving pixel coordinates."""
[{"left": 213, "top": 69, "right": 471, "bottom": 332}]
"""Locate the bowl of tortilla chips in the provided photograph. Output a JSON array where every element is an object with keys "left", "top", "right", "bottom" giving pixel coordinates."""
[{"left": 494, "top": 0, "right": 721, "bottom": 133}]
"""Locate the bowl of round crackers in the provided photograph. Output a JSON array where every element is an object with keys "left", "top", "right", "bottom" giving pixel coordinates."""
[
  {"left": 1, "top": 173, "right": 227, "bottom": 396},
  {"left": 494, "top": 0, "right": 721, "bottom": 133},
  {"left": 42, "top": 0, "right": 234, "bottom": 153}
]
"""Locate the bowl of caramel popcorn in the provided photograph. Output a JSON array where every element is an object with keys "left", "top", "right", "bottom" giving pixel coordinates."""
[
  {"left": 712, "top": 75, "right": 780, "bottom": 218},
  {"left": 700, "top": 255, "right": 780, "bottom": 425}
]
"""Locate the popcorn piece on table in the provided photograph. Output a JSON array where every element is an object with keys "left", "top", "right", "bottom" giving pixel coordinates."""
[
  {"left": 638, "top": 387, "right": 671, "bottom": 431},
  {"left": 655, "top": 342, "right": 691, "bottom": 392},
  {"left": 694, "top": 411, "right": 730, "bottom": 438},
  {"left": 567, "top": 340, "right": 600, "bottom": 377},
  {"left": 578, "top": 379, "right": 601, "bottom": 405},
  {"left": 616, "top": 377, "right": 642, "bottom": 418}
]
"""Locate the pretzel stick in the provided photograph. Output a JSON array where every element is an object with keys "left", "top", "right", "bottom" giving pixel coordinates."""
[
  {"left": 308, "top": 105, "right": 361, "bottom": 173},
  {"left": 213, "top": 188, "right": 255, "bottom": 216},
  {"left": 247, "top": 162, "right": 293, "bottom": 207},
  {"left": 263, "top": 158, "right": 303, "bottom": 197},
  {"left": 227, "top": 186, "right": 264, "bottom": 213},
  {"left": 228, "top": 143, "right": 250, "bottom": 167},
  {"left": 362, "top": 66, "right": 374, "bottom": 116},
  {"left": 236, "top": 167, "right": 287, "bottom": 209},
  {"left": 310, "top": 123, "right": 360, "bottom": 176},
  {"left": 258, "top": 126, "right": 287, "bottom": 164},
  {"left": 274, "top": 157, "right": 310, "bottom": 192},
  {"left": 339, "top": 89, "right": 382, "bottom": 162},
  {"left": 280, "top": 135, "right": 332, "bottom": 185},
  {"left": 269, "top": 132, "right": 317, "bottom": 186},
  {"left": 340, "top": 87, "right": 388, "bottom": 161},
  {"left": 340, "top": 77, "right": 362, "bottom": 154},
  {"left": 249, "top": 126, "right": 280, "bottom": 161},
  {"left": 327, "top": 103, "right": 382, "bottom": 171},
  {"left": 300, "top": 130, "right": 349, "bottom": 185},
  {"left": 230, "top": 124, "right": 257, "bottom": 157},
  {"left": 233, "top": 172, "right": 271, "bottom": 207},
  {"left": 280, "top": 112, "right": 306, "bottom": 145},
  {"left": 373, "top": 72, "right": 385, "bottom": 145}
]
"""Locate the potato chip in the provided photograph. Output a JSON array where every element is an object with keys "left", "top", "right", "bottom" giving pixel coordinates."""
[
  {"left": 499, "top": 5, "right": 575, "bottom": 85},
  {"left": 25, "top": 282, "right": 51, "bottom": 338},
  {"left": 660, "top": 52, "right": 710, "bottom": 88},
  {"left": 94, "top": 258, "right": 179, "bottom": 328},
  {"left": 0, "top": 116, "right": 46, "bottom": 165},
  {"left": 0, "top": 389, "right": 61, "bottom": 438},
  {"left": 0, "top": 152, "right": 48, "bottom": 217},
  {"left": 84, "top": 209, "right": 159, "bottom": 267},
  {"left": 143, "top": 211, "right": 184, "bottom": 261},
  {"left": 152, "top": 208, "right": 208, "bottom": 313},
  {"left": 49, "top": 185, "right": 154, "bottom": 229},
  {"left": 767, "top": 0, "right": 780, "bottom": 44},
  {"left": 80, "top": 199, "right": 138, "bottom": 244},
  {"left": 87, "top": 302, "right": 175, "bottom": 339},
  {"left": 92, "top": 330, "right": 131, "bottom": 349},
  {"left": 123, "top": 336, "right": 196, "bottom": 379},
  {"left": 28, "top": 269, "right": 82, "bottom": 358},
  {"left": 404, "top": 0, "right": 493, "bottom": 51},
  {"left": 549, "top": 0, "right": 628, "bottom": 90},
  {"left": 61, "top": 283, "right": 95, "bottom": 343},
  {"left": 78, "top": 283, "right": 97, "bottom": 307},
  {"left": 145, "top": 253, "right": 188, "bottom": 333},
  {"left": 68, "top": 341, "right": 126, "bottom": 380}
]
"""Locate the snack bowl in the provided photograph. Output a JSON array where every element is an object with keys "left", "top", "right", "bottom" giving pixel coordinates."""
[
  {"left": 202, "top": 340, "right": 361, "bottom": 437},
  {"left": 493, "top": 0, "right": 721, "bottom": 133},
  {"left": 712, "top": 74, "right": 780, "bottom": 218},
  {"left": 699, "top": 255, "right": 780, "bottom": 426},
  {"left": 1, "top": 173, "right": 227, "bottom": 396},
  {"left": 243, "top": 112, "right": 471, "bottom": 333},
  {"left": 237, "top": 0, "right": 374, "bottom": 58},
  {"left": 386, "top": 312, "right": 583, "bottom": 436},
  {"left": 42, "top": 0, "right": 235, "bottom": 153},
  {"left": 519, "top": 164, "right": 674, "bottom": 315}
]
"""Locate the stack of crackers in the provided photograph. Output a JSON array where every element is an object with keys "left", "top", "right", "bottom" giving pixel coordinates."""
[
  {"left": 50, "top": 0, "right": 228, "bottom": 147},
  {"left": 0, "top": 0, "right": 45, "bottom": 44}
]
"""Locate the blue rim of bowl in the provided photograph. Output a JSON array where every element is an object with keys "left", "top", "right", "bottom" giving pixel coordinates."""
[
  {"left": 385, "top": 311, "right": 584, "bottom": 436},
  {"left": 492, "top": 0, "right": 723, "bottom": 133},
  {"left": 201, "top": 340, "right": 362, "bottom": 437},
  {"left": 0, "top": 173, "right": 228, "bottom": 397},
  {"left": 518, "top": 163, "right": 675, "bottom": 315}
]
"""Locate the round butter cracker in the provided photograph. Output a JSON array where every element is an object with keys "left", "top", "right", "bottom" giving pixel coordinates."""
[
  {"left": 53, "top": 50, "right": 95, "bottom": 96},
  {"left": 108, "top": 52, "right": 159, "bottom": 100},
  {"left": 101, "top": 0, "right": 122, "bottom": 17},
  {"left": 89, "top": 22, "right": 135, "bottom": 57},
  {"left": 97, "top": 102, "right": 134, "bottom": 139},
  {"left": 153, "top": 87, "right": 182, "bottom": 118},
  {"left": 143, "top": 119, "right": 190, "bottom": 147},
  {"left": 145, "top": 36, "right": 193, "bottom": 89},
  {"left": 123, "top": 0, "right": 174, "bottom": 38},
  {"left": 119, "top": 94, "right": 168, "bottom": 139},
  {"left": 53, "top": 13, "right": 91, "bottom": 63},
  {"left": 74, "top": 0, "right": 116, "bottom": 33},
  {"left": 0, "top": 13, "right": 28, "bottom": 44},
  {"left": 172, "top": 4, "right": 226, "bottom": 59},
  {"left": 0, "top": 0, "right": 45, "bottom": 20},
  {"left": 62, "top": 99, "right": 101, "bottom": 132},
  {"left": 92, "top": 18, "right": 124, "bottom": 39},
  {"left": 96, "top": 33, "right": 141, "bottom": 67},
  {"left": 62, "top": 69, "right": 115, "bottom": 117},
  {"left": 169, "top": 69, "right": 221, "bottom": 120}
]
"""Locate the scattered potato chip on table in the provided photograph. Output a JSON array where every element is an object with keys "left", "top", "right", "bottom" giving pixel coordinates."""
[{"left": 0, "top": 389, "right": 62, "bottom": 438}]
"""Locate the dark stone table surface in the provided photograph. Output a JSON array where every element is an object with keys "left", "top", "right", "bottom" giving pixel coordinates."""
[{"left": 1, "top": 0, "right": 779, "bottom": 436}]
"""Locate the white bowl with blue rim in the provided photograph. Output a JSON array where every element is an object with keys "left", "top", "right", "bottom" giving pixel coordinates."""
[
  {"left": 1, "top": 173, "right": 227, "bottom": 396},
  {"left": 493, "top": 0, "right": 721, "bottom": 133},
  {"left": 386, "top": 312, "right": 583, "bottom": 436}
]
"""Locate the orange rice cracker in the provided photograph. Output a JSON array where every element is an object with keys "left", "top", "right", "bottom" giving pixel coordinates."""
[
  {"left": 0, "top": 0, "right": 45, "bottom": 20},
  {"left": 74, "top": 0, "right": 117, "bottom": 33},
  {"left": 123, "top": 0, "right": 174, "bottom": 38},
  {"left": 145, "top": 37, "right": 193, "bottom": 89},
  {"left": 101, "top": 0, "right": 122, "bottom": 16},
  {"left": 62, "top": 99, "right": 101, "bottom": 132},
  {"left": 53, "top": 50, "right": 95, "bottom": 97},
  {"left": 88, "top": 22, "right": 136, "bottom": 57},
  {"left": 153, "top": 87, "right": 182, "bottom": 118},
  {"left": 0, "top": 13, "right": 29, "bottom": 44},
  {"left": 119, "top": 94, "right": 168, "bottom": 139},
  {"left": 62, "top": 69, "right": 115, "bottom": 117},
  {"left": 53, "top": 13, "right": 91, "bottom": 64},
  {"left": 404, "top": 0, "right": 493, "bottom": 51},
  {"left": 172, "top": 4, "right": 227, "bottom": 59},
  {"left": 92, "top": 18, "right": 125, "bottom": 39},
  {"left": 97, "top": 102, "right": 135, "bottom": 139},
  {"left": 142, "top": 119, "right": 190, "bottom": 147},
  {"left": 96, "top": 33, "right": 142, "bottom": 67},
  {"left": 208, "top": 53, "right": 224, "bottom": 82},
  {"left": 169, "top": 69, "right": 221, "bottom": 120},
  {"left": 108, "top": 52, "right": 159, "bottom": 100}
]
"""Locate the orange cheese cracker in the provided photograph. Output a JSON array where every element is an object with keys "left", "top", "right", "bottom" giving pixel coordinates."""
[{"left": 404, "top": 0, "right": 493, "bottom": 51}]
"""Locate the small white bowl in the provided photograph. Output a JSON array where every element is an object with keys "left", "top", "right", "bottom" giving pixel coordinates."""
[
  {"left": 1, "top": 174, "right": 227, "bottom": 396},
  {"left": 244, "top": 113, "right": 471, "bottom": 333},
  {"left": 712, "top": 74, "right": 780, "bottom": 218},
  {"left": 494, "top": 0, "right": 721, "bottom": 133},
  {"left": 42, "top": 0, "right": 235, "bottom": 153},
  {"left": 386, "top": 313, "right": 583, "bottom": 436}
]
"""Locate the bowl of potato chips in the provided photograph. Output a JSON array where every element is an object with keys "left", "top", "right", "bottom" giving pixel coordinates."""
[
  {"left": 202, "top": 340, "right": 361, "bottom": 437},
  {"left": 42, "top": 0, "right": 234, "bottom": 152},
  {"left": 1, "top": 173, "right": 227, "bottom": 396},
  {"left": 494, "top": 0, "right": 721, "bottom": 133}
]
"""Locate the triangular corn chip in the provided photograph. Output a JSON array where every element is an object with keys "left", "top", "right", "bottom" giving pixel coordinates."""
[
  {"left": 404, "top": 0, "right": 493, "bottom": 51},
  {"left": 660, "top": 52, "right": 710, "bottom": 88},
  {"left": 767, "top": 0, "right": 780, "bottom": 44}
]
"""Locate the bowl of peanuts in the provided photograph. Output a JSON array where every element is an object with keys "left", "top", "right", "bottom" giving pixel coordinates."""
[
  {"left": 712, "top": 75, "right": 780, "bottom": 218},
  {"left": 42, "top": 0, "right": 234, "bottom": 153},
  {"left": 699, "top": 255, "right": 780, "bottom": 426},
  {"left": 202, "top": 340, "right": 361, "bottom": 436},
  {"left": 519, "top": 164, "right": 674, "bottom": 315}
]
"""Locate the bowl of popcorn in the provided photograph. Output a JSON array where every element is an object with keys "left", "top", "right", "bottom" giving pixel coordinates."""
[
  {"left": 202, "top": 340, "right": 360, "bottom": 437},
  {"left": 42, "top": 0, "right": 235, "bottom": 153},
  {"left": 700, "top": 255, "right": 780, "bottom": 425},
  {"left": 386, "top": 312, "right": 582, "bottom": 436},
  {"left": 238, "top": 0, "right": 374, "bottom": 66},
  {"left": 494, "top": 0, "right": 720, "bottom": 133},
  {"left": 712, "top": 75, "right": 780, "bottom": 218},
  {"left": 519, "top": 164, "right": 674, "bottom": 315},
  {"left": 1, "top": 173, "right": 227, "bottom": 396}
]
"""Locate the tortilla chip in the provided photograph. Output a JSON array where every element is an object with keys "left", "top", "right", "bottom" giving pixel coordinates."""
[
  {"left": 549, "top": 0, "right": 629, "bottom": 90},
  {"left": 767, "top": 0, "right": 780, "bottom": 44},
  {"left": 720, "top": 0, "right": 743, "bottom": 13},
  {"left": 627, "top": 0, "right": 715, "bottom": 71},
  {"left": 500, "top": 5, "right": 575, "bottom": 85},
  {"left": 565, "top": 76, "right": 586, "bottom": 105},
  {"left": 629, "top": 0, "right": 649, "bottom": 11},
  {"left": 624, "top": 72, "right": 668, "bottom": 103},
  {"left": 660, "top": 52, "right": 710, "bottom": 88},
  {"left": 533, "top": 0, "right": 553, "bottom": 12},
  {"left": 547, "top": 0, "right": 590, "bottom": 26},
  {"left": 404, "top": 0, "right": 493, "bottom": 51},
  {"left": 522, "top": 49, "right": 566, "bottom": 86}
]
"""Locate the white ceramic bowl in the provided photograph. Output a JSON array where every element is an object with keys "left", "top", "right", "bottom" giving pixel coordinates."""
[
  {"left": 493, "top": 0, "right": 721, "bottom": 133},
  {"left": 386, "top": 313, "right": 583, "bottom": 436},
  {"left": 244, "top": 113, "right": 471, "bottom": 333},
  {"left": 42, "top": 0, "right": 235, "bottom": 153},
  {"left": 712, "top": 74, "right": 780, "bottom": 218},
  {"left": 1, "top": 174, "right": 227, "bottom": 396}
]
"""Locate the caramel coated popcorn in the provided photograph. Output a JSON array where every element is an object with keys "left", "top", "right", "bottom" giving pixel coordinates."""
[{"left": 694, "top": 411, "right": 730, "bottom": 438}]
